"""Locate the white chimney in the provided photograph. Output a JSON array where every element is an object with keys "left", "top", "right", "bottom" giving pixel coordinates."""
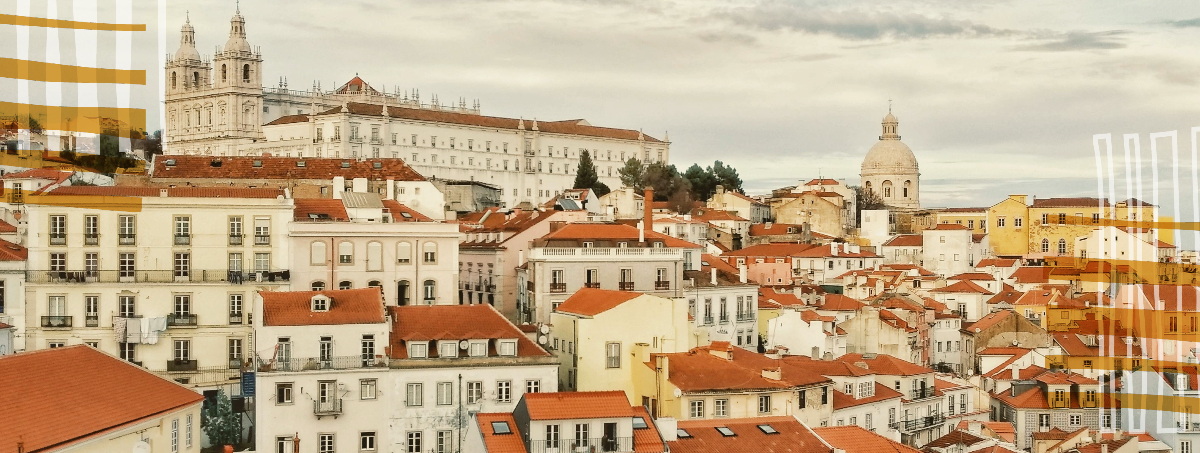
[
  {"left": 655, "top": 417, "right": 678, "bottom": 442},
  {"left": 518, "top": 250, "right": 525, "bottom": 266},
  {"left": 739, "top": 264, "right": 747, "bottom": 284},
  {"left": 352, "top": 177, "right": 368, "bottom": 193},
  {"left": 385, "top": 179, "right": 395, "bottom": 200},
  {"left": 831, "top": 243, "right": 839, "bottom": 256},
  {"left": 1157, "top": 299, "right": 1165, "bottom": 310},
  {"left": 637, "top": 221, "right": 645, "bottom": 242},
  {"left": 333, "top": 176, "right": 346, "bottom": 199},
  {"left": 711, "top": 267, "right": 718, "bottom": 285}
]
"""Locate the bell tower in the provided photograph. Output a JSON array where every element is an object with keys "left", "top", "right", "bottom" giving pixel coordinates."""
[{"left": 212, "top": 6, "right": 264, "bottom": 142}]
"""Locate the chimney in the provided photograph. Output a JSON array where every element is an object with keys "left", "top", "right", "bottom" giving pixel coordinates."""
[
  {"left": 831, "top": 243, "right": 839, "bottom": 256},
  {"left": 762, "top": 367, "right": 782, "bottom": 381},
  {"left": 739, "top": 264, "right": 747, "bottom": 284},
  {"left": 333, "top": 176, "right": 346, "bottom": 199},
  {"left": 1102, "top": 444, "right": 1108, "bottom": 453},
  {"left": 637, "top": 220, "right": 646, "bottom": 242},
  {"left": 1011, "top": 363, "right": 1019, "bottom": 379},
  {"left": 385, "top": 179, "right": 395, "bottom": 200},
  {"left": 711, "top": 267, "right": 718, "bottom": 286},
  {"left": 643, "top": 188, "right": 654, "bottom": 233},
  {"left": 1157, "top": 299, "right": 1165, "bottom": 310},
  {"left": 518, "top": 250, "right": 525, "bottom": 266},
  {"left": 159, "top": 188, "right": 168, "bottom": 197},
  {"left": 655, "top": 417, "right": 678, "bottom": 442}
]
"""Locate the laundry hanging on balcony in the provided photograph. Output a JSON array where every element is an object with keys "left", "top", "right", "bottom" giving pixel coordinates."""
[
  {"left": 113, "top": 317, "right": 127, "bottom": 342},
  {"left": 125, "top": 318, "right": 142, "bottom": 343},
  {"left": 142, "top": 317, "right": 167, "bottom": 345}
]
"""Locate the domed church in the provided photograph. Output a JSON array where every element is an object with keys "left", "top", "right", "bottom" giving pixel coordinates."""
[{"left": 860, "top": 108, "right": 920, "bottom": 209}]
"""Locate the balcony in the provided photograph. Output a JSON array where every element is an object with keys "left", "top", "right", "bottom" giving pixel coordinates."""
[
  {"left": 85, "top": 315, "right": 99, "bottom": 327},
  {"left": 719, "top": 316, "right": 729, "bottom": 324},
  {"left": 27, "top": 269, "right": 291, "bottom": 284},
  {"left": 84, "top": 234, "right": 99, "bottom": 246},
  {"left": 704, "top": 316, "right": 714, "bottom": 325},
  {"left": 619, "top": 282, "right": 635, "bottom": 291},
  {"left": 736, "top": 314, "right": 756, "bottom": 322},
  {"left": 890, "top": 414, "right": 944, "bottom": 432},
  {"left": 41, "top": 315, "right": 73, "bottom": 328},
  {"left": 8, "top": 193, "right": 23, "bottom": 204},
  {"left": 174, "top": 235, "right": 191, "bottom": 246},
  {"left": 1179, "top": 422, "right": 1200, "bottom": 432},
  {"left": 257, "top": 355, "right": 388, "bottom": 373},
  {"left": 167, "top": 313, "right": 198, "bottom": 327},
  {"left": 549, "top": 282, "right": 567, "bottom": 293},
  {"left": 118, "top": 234, "right": 136, "bottom": 245},
  {"left": 654, "top": 281, "right": 670, "bottom": 290},
  {"left": 584, "top": 282, "right": 600, "bottom": 289},
  {"left": 369, "top": 137, "right": 383, "bottom": 145},
  {"left": 1051, "top": 399, "right": 1068, "bottom": 409},
  {"left": 228, "top": 234, "right": 243, "bottom": 246},
  {"left": 530, "top": 437, "right": 632, "bottom": 453},
  {"left": 229, "top": 313, "right": 243, "bottom": 324},
  {"left": 910, "top": 388, "right": 936, "bottom": 400},
  {"left": 349, "top": 136, "right": 363, "bottom": 144},
  {"left": 228, "top": 358, "right": 244, "bottom": 370},
  {"left": 49, "top": 234, "right": 66, "bottom": 246},
  {"left": 313, "top": 398, "right": 343, "bottom": 417},
  {"left": 254, "top": 235, "right": 270, "bottom": 246},
  {"left": 167, "top": 359, "right": 198, "bottom": 372}
]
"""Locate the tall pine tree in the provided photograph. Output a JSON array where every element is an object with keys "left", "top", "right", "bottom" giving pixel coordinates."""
[
  {"left": 618, "top": 157, "right": 645, "bottom": 190},
  {"left": 573, "top": 150, "right": 610, "bottom": 196}
]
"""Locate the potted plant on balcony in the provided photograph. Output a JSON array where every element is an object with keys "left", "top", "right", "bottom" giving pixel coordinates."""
[{"left": 202, "top": 389, "right": 241, "bottom": 453}]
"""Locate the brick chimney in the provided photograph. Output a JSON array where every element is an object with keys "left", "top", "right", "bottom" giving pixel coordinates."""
[{"left": 644, "top": 188, "right": 654, "bottom": 235}]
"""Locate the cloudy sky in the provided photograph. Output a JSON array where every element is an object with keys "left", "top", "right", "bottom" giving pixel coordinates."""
[{"left": 7, "top": 0, "right": 1200, "bottom": 221}]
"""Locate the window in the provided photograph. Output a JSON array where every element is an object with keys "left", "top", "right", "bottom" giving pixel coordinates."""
[
  {"left": 497, "top": 381, "right": 512, "bottom": 402},
  {"left": 408, "top": 342, "right": 428, "bottom": 358},
  {"left": 1184, "top": 442, "right": 1193, "bottom": 453},
  {"left": 49, "top": 252, "right": 66, "bottom": 271},
  {"left": 498, "top": 340, "right": 517, "bottom": 356},
  {"left": 276, "top": 383, "right": 293, "bottom": 404},
  {"left": 690, "top": 400, "right": 705, "bottom": 418},
  {"left": 406, "top": 383, "right": 424, "bottom": 406},
  {"left": 439, "top": 341, "right": 457, "bottom": 358},
  {"left": 545, "top": 424, "right": 560, "bottom": 449},
  {"left": 436, "top": 431, "right": 452, "bottom": 453},
  {"left": 397, "top": 242, "right": 412, "bottom": 264},
  {"left": 174, "top": 216, "right": 191, "bottom": 244},
  {"left": 361, "top": 379, "right": 377, "bottom": 400},
  {"left": 83, "top": 215, "right": 98, "bottom": 244},
  {"left": 228, "top": 338, "right": 243, "bottom": 367},
  {"left": 423, "top": 242, "right": 438, "bottom": 263},
  {"left": 1039, "top": 414, "right": 1050, "bottom": 428},
  {"left": 360, "top": 432, "right": 376, "bottom": 451},
  {"left": 1042, "top": 238, "right": 1050, "bottom": 253},
  {"left": 1058, "top": 239, "right": 1067, "bottom": 255},
  {"left": 1014, "top": 217, "right": 1023, "bottom": 227},
  {"left": 1070, "top": 414, "right": 1081, "bottom": 426},
  {"left": 713, "top": 398, "right": 728, "bottom": 417},
  {"left": 437, "top": 382, "right": 453, "bottom": 405},
  {"left": 758, "top": 395, "right": 771, "bottom": 413},
  {"left": 997, "top": 217, "right": 1005, "bottom": 227},
  {"left": 423, "top": 280, "right": 437, "bottom": 302},
  {"left": 340, "top": 280, "right": 353, "bottom": 290},
  {"left": 171, "top": 418, "right": 179, "bottom": 452},
  {"left": 320, "top": 434, "right": 334, "bottom": 453},
  {"left": 469, "top": 341, "right": 486, "bottom": 357},
  {"left": 174, "top": 252, "right": 190, "bottom": 278},
  {"left": 526, "top": 379, "right": 541, "bottom": 394},
  {"left": 467, "top": 381, "right": 483, "bottom": 404},
  {"left": 575, "top": 424, "right": 590, "bottom": 448},
  {"left": 49, "top": 215, "right": 66, "bottom": 245},
  {"left": 606, "top": 342, "right": 621, "bottom": 368},
  {"left": 799, "top": 390, "right": 807, "bottom": 409},
  {"left": 173, "top": 339, "right": 190, "bottom": 361},
  {"left": 339, "top": 241, "right": 354, "bottom": 264},
  {"left": 229, "top": 294, "right": 243, "bottom": 323}
]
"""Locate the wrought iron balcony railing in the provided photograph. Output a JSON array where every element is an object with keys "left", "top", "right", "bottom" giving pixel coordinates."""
[{"left": 41, "top": 315, "right": 73, "bottom": 328}]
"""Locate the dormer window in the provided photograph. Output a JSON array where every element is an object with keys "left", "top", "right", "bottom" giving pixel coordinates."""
[
  {"left": 438, "top": 341, "right": 457, "bottom": 358},
  {"left": 468, "top": 340, "right": 487, "bottom": 357},
  {"left": 311, "top": 295, "right": 330, "bottom": 312},
  {"left": 408, "top": 341, "right": 428, "bottom": 359},
  {"left": 498, "top": 340, "right": 518, "bottom": 357}
]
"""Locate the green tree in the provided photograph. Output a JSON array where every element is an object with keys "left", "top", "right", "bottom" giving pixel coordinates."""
[
  {"left": 25, "top": 116, "right": 43, "bottom": 135},
  {"left": 572, "top": 150, "right": 610, "bottom": 197},
  {"left": 643, "top": 162, "right": 688, "bottom": 201},
  {"left": 851, "top": 185, "right": 887, "bottom": 226},
  {"left": 683, "top": 163, "right": 719, "bottom": 201},
  {"left": 618, "top": 157, "right": 645, "bottom": 190},
  {"left": 202, "top": 390, "right": 242, "bottom": 447},
  {"left": 710, "top": 160, "right": 743, "bottom": 194}
]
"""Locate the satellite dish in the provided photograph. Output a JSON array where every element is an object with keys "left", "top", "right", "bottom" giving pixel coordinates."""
[
  {"left": 459, "top": 340, "right": 469, "bottom": 350},
  {"left": 132, "top": 440, "right": 151, "bottom": 453},
  {"left": 673, "top": 388, "right": 682, "bottom": 397},
  {"left": 537, "top": 335, "right": 548, "bottom": 345},
  {"left": 539, "top": 324, "right": 550, "bottom": 334}
]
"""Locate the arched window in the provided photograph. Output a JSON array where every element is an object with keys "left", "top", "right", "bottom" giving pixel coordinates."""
[
  {"left": 221, "top": 64, "right": 227, "bottom": 82},
  {"left": 397, "top": 242, "right": 412, "bottom": 264},
  {"left": 422, "top": 242, "right": 437, "bottom": 264},
  {"left": 423, "top": 279, "right": 436, "bottom": 303},
  {"left": 368, "top": 280, "right": 381, "bottom": 288},
  {"left": 397, "top": 280, "right": 411, "bottom": 305},
  {"left": 903, "top": 180, "right": 911, "bottom": 198},
  {"left": 367, "top": 241, "right": 383, "bottom": 271},
  {"left": 882, "top": 180, "right": 893, "bottom": 198},
  {"left": 242, "top": 64, "right": 250, "bottom": 82},
  {"left": 1058, "top": 239, "right": 1067, "bottom": 255},
  {"left": 338, "top": 241, "right": 353, "bottom": 264},
  {"left": 310, "top": 241, "right": 327, "bottom": 265},
  {"left": 311, "top": 281, "right": 326, "bottom": 291},
  {"left": 1041, "top": 238, "right": 1050, "bottom": 253},
  {"left": 339, "top": 280, "right": 353, "bottom": 290},
  {"left": 864, "top": 181, "right": 872, "bottom": 192},
  {"left": 192, "top": 71, "right": 199, "bottom": 87},
  {"left": 171, "top": 72, "right": 177, "bottom": 89}
]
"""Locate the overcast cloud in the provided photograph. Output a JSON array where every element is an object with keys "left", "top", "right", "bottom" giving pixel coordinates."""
[{"left": 4, "top": 0, "right": 1200, "bottom": 244}]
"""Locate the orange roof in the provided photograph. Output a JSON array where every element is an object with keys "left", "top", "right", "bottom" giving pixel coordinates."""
[
  {"left": 805, "top": 178, "right": 841, "bottom": 186},
  {"left": 883, "top": 234, "right": 923, "bottom": 247},
  {"left": 316, "top": 102, "right": 663, "bottom": 143},
  {"left": 0, "top": 346, "right": 204, "bottom": 453},
  {"left": 0, "top": 238, "right": 27, "bottom": 261},
  {"left": 835, "top": 353, "right": 934, "bottom": 376},
  {"left": 152, "top": 155, "right": 426, "bottom": 181},
  {"left": 987, "top": 289, "right": 1025, "bottom": 306},
  {"left": 293, "top": 198, "right": 349, "bottom": 221},
  {"left": 651, "top": 346, "right": 831, "bottom": 392},
  {"left": 833, "top": 382, "right": 904, "bottom": 409},
  {"left": 758, "top": 287, "right": 807, "bottom": 309},
  {"left": 814, "top": 425, "right": 922, "bottom": 453},
  {"left": 949, "top": 272, "right": 998, "bottom": 281},
  {"left": 554, "top": 288, "right": 643, "bottom": 317},
  {"left": 671, "top": 416, "right": 828, "bottom": 453},
  {"left": 931, "top": 280, "right": 994, "bottom": 295},
  {"left": 689, "top": 208, "right": 748, "bottom": 222},
  {"left": 381, "top": 199, "right": 433, "bottom": 222},
  {"left": 47, "top": 185, "right": 285, "bottom": 198},
  {"left": 1010, "top": 267, "right": 1053, "bottom": 284},
  {"left": 748, "top": 223, "right": 828, "bottom": 237},
  {"left": 260, "top": 287, "right": 386, "bottom": 326},
  {"left": 335, "top": 76, "right": 380, "bottom": 94},
  {"left": 474, "top": 413, "right": 526, "bottom": 453},
  {"left": 962, "top": 310, "right": 1014, "bottom": 334},
  {"left": 1, "top": 168, "right": 72, "bottom": 184},
  {"left": 925, "top": 430, "right": 987, "bottom": 450},
  {"left": 0, "top": 218, "right": 15, "bottom": 233},
  {"left": 264, "top": 114, "right": 309, "bottom": 126},
  {"left": 819, "top": 294, "right": 865, "bottom": 311},
  {"left": 795, "top": 244, "right": 879, "bottom": 258},
  {"left": 523, "top": 391, "right": 637, "bottom": 420},
  {"left": 930, "top": 223, "right": 971, "bottom": 230},
  {"left": 722, "top": 242, "right": 817, "bottom": 258},
  {"left": 940, "top": 207, "right": 987, "bottom": 213},
  {"left": 1031, "top": 197, "right": 1109, "bottom": 208},
  {"left": 388, "top": 304, "right": 548, "bottom": 358},
  {"left": 976, "top": 258, "right": 1018, "bottom": 268},
  {"left": 538, "top": 223, "right": 702, "bottom": 249},
  {"left": 631, "top": 406, "right": 666, "bottom": 453}
]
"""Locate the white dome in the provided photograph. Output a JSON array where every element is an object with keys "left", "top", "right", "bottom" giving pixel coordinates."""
[
  {"left": 175, "top": 20, "right": 201, "bottom": 61},
  {"left": 861, "top": 139, "right": 918, "bottom": 176},
  {"left": 224, "top": 12, "right": 252, "bottom": 53}
]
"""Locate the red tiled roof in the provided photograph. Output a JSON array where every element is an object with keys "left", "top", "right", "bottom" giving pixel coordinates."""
[
  {"left": 931, "top": 280, "right": 994, "bottom": 295},
  {"left": 475, "top": 413, "right": 526, "bottom": 453},
  {"left": 814, "top": 425, "right": 922, "bottom": 453},
  {"left": 835, "top": 353, "right": 934, "bottom": 376},
  {"left": 151, "top": 155, "right": 426, "bottom": 181},
  {"left": 978, "top": 347, "right": 1032, "bottom": 356},
  {"left": 949, "top": 272, "right": 998, "bottom": 281},
  {"left": 976, "top": 258, "right": 1018, "bottom": 268},
  {"left": 972, "top": 233, "right": 987, "bottom": 243},
  {"left": 940, "top": 207, "right": 987, "bottom": 213},
  {"left": 883, "top": 234, "right": 923, "bottom": 247},
  {"left": 523, "top": 391, "right": 637, "bottom": 420},
  {"left": 930, "top": 223, "right": 971, "bottom": 230},
  {"left": 722, "top": 242, "right": 818, "bottom": 257},
  {"left": 632, "top": 406, "right": 666, "bottom": 453},
  {"left": 3, "top": 168, "right": 71, "bottom": 182},
  {"left": 0, "top": 219, "right": 15, "bottom": 233},
  {"left": 819, "top": 294, "right": 865, "bottom": 311},
  {"left": 805, "top": 178, "right": 841, "bottom": 186},
  {"left": 962, "top": 310, "right": 1014, "bottom": 334},
  {"left": 47, "top": 185, "right": 286, "bottom": 198},
  {"left": 795, "top": 244, "right": 880, "bottom": 258},
  {"left": 1031, "top": 197, "right": 1109, "bottom": 208},
  {"left": 315, "top": 102, "right": 663, "bottom": 143},
  {"left": 335, "top": 76, "right": 380, "bottom": 94},
  {"left": 0, "top": 238, "right": 27, "bottom": 261},
  {"left": 701, "top": 254, "right": 740, "bottom": 278},
  {"left": 671, "top": 416, "right": 828, "bottom": 453},
  {"left": 689, "top": 208, "right": 748, "bottom": 222},
  {"left": 260, "top": 287, "right": 386, "bottom": 326},
  {"left": 833, "top": 382, "right": 904, "bottom": 409},
  {"left": 388, "top": 304, "right": 548, "bottom": 358},
  {"left": 758, "top": 287, "right": 807, "bottom": 309},
  {"left": 0, "top": 346, "right": 204, "bottom": 453},
  {"left": 925, "top": 430, "right": 987, "bottom": 449},
  {"left": 538, "top": 223, "right": 702, "bottom": 249},
  {"left": 1074, "top": 438, "right": 1133, "bottom": 453},
  {"left": 748, "top": 223, "right": 831, "bottom": 237},
  {"left": 554, "top": 288, "right": 644, "bottom": 317},
  {"left": 987, "top": 289, "right": 1025, "bottom": 306},
  {"left": 652, "top": 346, "right": 831, "bottom": 392},
  {"left": 1030, "top": 427, "right": 1076, "bottom": 440},
  {"left": 264, "top": 114, "right": 309, "bottom": 126},
  {"left": 381, "top": 199, "right": 432, "bottom": 222},
  {"left": 293, "top": 198, "right": 349, "bottom": 221},
  {"left": 1010, "top": 267, "right": 1052, "bottom": 285}
]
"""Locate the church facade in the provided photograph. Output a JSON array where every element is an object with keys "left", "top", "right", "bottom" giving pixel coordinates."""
[
  {"left": 860, "top": 110, "right": 920, "bottom": 209},
  {"left": 162, "top": 10, "right": 669, "bottom": 209}
]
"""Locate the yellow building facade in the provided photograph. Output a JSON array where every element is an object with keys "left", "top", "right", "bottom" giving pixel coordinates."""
[{"left": 987, "top": 195, "right": 1157, "bottom": 258}]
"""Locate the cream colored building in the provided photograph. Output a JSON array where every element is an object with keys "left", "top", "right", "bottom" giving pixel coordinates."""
[
  {"left": 707, "top": 185, "right": 770, "bottom": 223},
  {"left": 860, "top": 110, "right": 920, "bottom": 209},
  {"left": 20, "top": 186, "right": 293, "bottom": 389}
]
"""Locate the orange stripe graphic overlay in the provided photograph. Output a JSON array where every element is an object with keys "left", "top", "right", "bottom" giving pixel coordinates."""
[
  {"left": 0, "top": 102, "right": 144, "bottom": 138},
  {"left": 0, "top": 14, "right": 146, "bottom": 31},
  {"left": 0, "top": 58, "right": 146, "bottom": 84}
]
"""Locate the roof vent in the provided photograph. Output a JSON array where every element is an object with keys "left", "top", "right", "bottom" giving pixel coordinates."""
[
  {"left": 676, "top": 429, "right": 692, "bottom": 439},
  {"left": 164, "top": 159, "right": 176, "bottom": 166},
  {"left": 210, "top": 159, "right": 222, "bottom": 167},
  {"left": 296, "top": 161, "right": 306, "bottom": 167},
  {"left": 341, "top": 161, "right": 351, "bottom": 168},
  {"left": 757, "top": 424, "right": 779, "bottom": 435},
  {"left": 373, "top": 162, "right": 382, "bottom": 169},
  {"left": 715, "top": 427, "right": 736, "bottom": 437},
  {"left": 491, "top": 421, "right": 511, "bottom": 435},
  {"left": 252, "top": 160, "right": 263, "bottom": 167}
]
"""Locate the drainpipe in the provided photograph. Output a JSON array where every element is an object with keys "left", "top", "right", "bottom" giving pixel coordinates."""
[{"left": 458, "top": 373, "right": 464, "bottom": 453}]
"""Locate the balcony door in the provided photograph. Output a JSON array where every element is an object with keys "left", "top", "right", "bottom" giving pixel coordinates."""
[
  {"left": 319, "top": 381, "right": 335, "bottom": 403},
  {"left": 602, "top": 423, "right": 617, "bottom": 452}
]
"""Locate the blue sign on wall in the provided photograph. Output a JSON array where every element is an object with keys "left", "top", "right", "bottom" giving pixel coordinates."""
[{"left": 242, "top": 372, "right": 255, "bottom": 396}]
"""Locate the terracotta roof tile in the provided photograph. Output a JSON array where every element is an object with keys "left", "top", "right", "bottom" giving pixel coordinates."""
[
  {"left": 2, "top": 168, "right": 72, "bottom": 186},
  {"left": 0, "top": 238, "right": 27, "bottom": 261},
  {"left": 0, "top": 346, "right": 204, "bottom": 453},
  {"left": 538, "top": 223, "right": 702, "bottom": 249},
  {"left": 0, "top": 219, "right": 16, "bottom": 233},
  {"left": 151, "top": 155, "right": 426, "bottom": 181},
  {"left": 722, "top": 242, "right": 818, "bottom": 258},
  {"left": 671, "top": 416, "right": 828, "bottom": 453},
  {"left": 264, "top": 114, "right": 310, "bottom": 125},
  {"left": 931, "top": 280, "right": 994, "bottom": 295},
  {"left": 814, "top": 425, "right": 922, "bottom": 453},
  {"left": 925, "top": 430, "right": 987, "bottom": 449},
  {"left": 554, "top": 288, "right": 644, "bottom": 317},
  {"left": 883, "top": 234, "right": 923, "bottom": 247},
  {"left": 976, "top": 258, "right": 1018, "bottom": 268},
  {"left": 688, "top": 208, "right": 748, "bottom": 222},
  {"left": 940, "top": 207, "right": 988, "bottom": 213},
  {"left": 475, "top": 413, "right": 526, "bottom": 453},
  {"left": 930, "top": 223, "right": 971, "bottom": 230},
  {"left": 795, "top": 244, "right": 880, "bottom": 258},
  {"left": 835, "top": 353, "right": 934, "bottom": 376},
  {"left": 961, "top": 310, "right": 1014, "bottom": 334},
  {"left": 47, "top": 185, "right": 285, "bottom": 198},
  {"left": 260, "top": 287, "right": 386, "bottom": 326},
  {"left": 651, "top": 346, "right": 831, "bottom": 392},
  {"left": 987, "top": 290, "right": 1025, "bottom": 306},
  {"left": 631, "top": 406, "right": 667, "bottom": 453},
  {"left": 819, "top": 294, "right": 866, "bottom": 311},
  {"left": 293, "top": 198, "right": 350, "bottom": 221},
  {"left": 1031, "top": 197, "right": 1109, "bottom": 208},
  {"left": 315, "top": 102, "right": 663, "bottom": 143},
  {"left": 523, "top": 391, "right": 636, "bottom": 420},
  {"left": 949, "top": 272, "right": 999, "bottom": 281},
  {"left": 381, "top": 199, "right": 433, "bottom": 222},
  {"left": 758, "top": 287, "right": 807, "bottom": 309},
  {"left": 388, "top": 304, "right": 548, "bottom": 359},
  {"left": 833, "top": 382, "right": 903, "bottom": 409}
]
